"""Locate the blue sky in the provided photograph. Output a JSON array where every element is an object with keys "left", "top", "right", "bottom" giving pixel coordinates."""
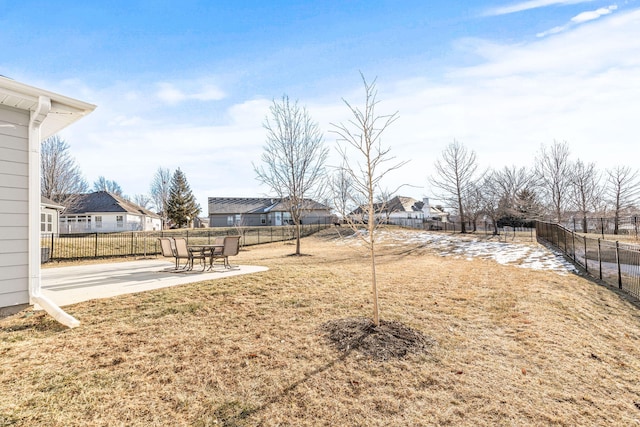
[{"left": 2, "top": 0, "right": 639, "bottom": 209}]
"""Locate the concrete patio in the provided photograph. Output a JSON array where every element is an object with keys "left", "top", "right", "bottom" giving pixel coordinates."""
[{"left": 41, "top": 259, "right": 268, "bottom": 307}]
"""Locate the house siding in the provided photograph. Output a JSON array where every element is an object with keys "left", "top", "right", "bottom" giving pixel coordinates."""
[{"left": 0, "top": 105, "right": 30, "bottom": 309}]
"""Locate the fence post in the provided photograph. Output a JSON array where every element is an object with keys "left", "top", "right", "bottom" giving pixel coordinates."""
[
  {"left": 571, "top": 232, "right": 576, "bottom": 260},
  {"left": 601, "top": 218, "right": 605, "bottom": 239},
  {"left": 615, "top": 241, "right": 622, "bottom": 289},
  {"left": 584, "top": 237, "right": 588, "bottom": 273},
  {"left": 597, "top": 239, "right": 602, "bottom": 280},
  {"left": 131, "top": 232, "right": 134, "bottom": 256},
  {"left": 50, "top": 233, "right": 55, "bottom": 260},
  {"left": 95, "top": 233, "right": 98, "bottom": 258}
]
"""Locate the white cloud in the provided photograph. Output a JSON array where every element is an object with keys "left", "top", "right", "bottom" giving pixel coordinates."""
[
  {"left": 485, "top": 0, "right": 595, "bottom": 16},
  {"left": 156, "top": 80, "right": 226, "bottom": 105},
  {"left": 537, "top": 4, "right": 618, "bottom": 37},
  {"left": 156, "top": 82, "right": 186, "bottom": 104},
  {"left": 191, "top": 84, "right": 226, "bottom": 101},
  {"left": 571, "top": 5, "right": 617, "bottom": 22}
]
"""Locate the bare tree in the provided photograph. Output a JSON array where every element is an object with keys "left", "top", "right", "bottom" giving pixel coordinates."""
[
  {"left": 93, "top": 176, "right": 123, "bottom": 195},
  {"left": 478, "top": 171, "right": 502, "bottom": 234},
  {"left": 329, "top": 163, "right": 354, "bottom": 224},
  {"left": 132, "top": 194, "right": 152, "bottom": 210},
  {"left": 492, "top": 166, "right": 534, "bottom": 221},
  {"left": 331, "top": 74, "right": 405, "bottom": 327},
  {"left": 254, "top": 95, "right": 329, "bottom": 255},
  {"left": 430, "top": 140, "right": 479, "bottom": 233},
  {"left": 569, "top": 160, "right": 601, "bottom": 232},
  {"left": 605, "top": 165, "right": 639, "bottom": 234},
  {"left": 40, "top": 135, "right": 88, "bottom": 204},
  {"left": 534, "top": 140, "right": 572, "bottom": 222},
  {"left": 150, "top": 167, "right": 172, "bottom": 229},
  {"left": 462, "top": 182, "right": 483, "bottom": 232}
]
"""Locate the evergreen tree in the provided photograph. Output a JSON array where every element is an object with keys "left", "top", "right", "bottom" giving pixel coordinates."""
[{"left": 166, "top": 168, "right": 201, "bottom": 228}]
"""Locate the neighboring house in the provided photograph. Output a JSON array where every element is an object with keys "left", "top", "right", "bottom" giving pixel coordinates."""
[
  {"left": 208, "top": 197, "right": 332, "bottom": 227},
  {"left": 421, "top": 197, "right": 449, "bottom": 222},
  {"left": 0, "top": 75, "right": 95, "bottom": 319},
  {"left": 40, "top": 196, "right": 64, "bottom": 235},
  {"left": 60, "top": 191, "right": 162, "bottom": 233},
  {"left": 349, "top": 196, "right": 449, "bottom": 225}
]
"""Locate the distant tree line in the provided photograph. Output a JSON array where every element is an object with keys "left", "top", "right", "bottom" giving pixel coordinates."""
[{"left": 429, "top": 140, "right": 639, "bottom": 234}]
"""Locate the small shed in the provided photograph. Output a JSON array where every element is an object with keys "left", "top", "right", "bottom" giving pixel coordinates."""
[{"left": 0, "top": 76, "right": 95, "bottom": 322}]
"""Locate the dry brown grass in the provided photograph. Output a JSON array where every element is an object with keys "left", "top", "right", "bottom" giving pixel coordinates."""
[{"left": 3, "top": 228, "right": 640, "bottom": 426}]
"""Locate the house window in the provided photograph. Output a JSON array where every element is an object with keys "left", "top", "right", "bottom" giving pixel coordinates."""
[
  {"left": 40, "top": 213, "right": 52, "bottom": 232},
  {"left": 283, "top": 212, "right": 292, "bottom": 225},
  {"left": 235, "top": 214, "right": 242, "bottom": 225},
  {"left": 227, "top": 215, "right": 234, "bottom": 226},
  {"left": 116, "top": 215, "right": 124, "bottom": 228},
  {"left": 95, "top": 216, "right": 102, "bottom": 228},
  {"left": 260, "top": 214, "right": 266, "bottom": 225}
]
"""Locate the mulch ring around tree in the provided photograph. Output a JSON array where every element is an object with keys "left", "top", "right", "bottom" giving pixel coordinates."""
[{"left": 322, "top": 317, "right": 436, "bottom": 361}]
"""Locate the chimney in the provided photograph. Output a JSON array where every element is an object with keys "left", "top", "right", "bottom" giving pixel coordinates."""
[{"left": 422, "top": 197, "right": 430, "bottom": 215}]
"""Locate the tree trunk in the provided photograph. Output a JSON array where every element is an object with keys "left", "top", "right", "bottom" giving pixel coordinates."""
[{"left": 370, "top": 242, "right": 380, "bottom": 327}]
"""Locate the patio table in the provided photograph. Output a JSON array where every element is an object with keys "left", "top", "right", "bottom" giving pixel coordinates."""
[{"left": 187, "top": 244, "right": 224, "bottom": 271}]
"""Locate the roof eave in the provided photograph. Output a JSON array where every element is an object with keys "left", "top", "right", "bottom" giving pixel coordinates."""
[{"left": 0, "top": 76, "right": 96, "bottom": 138}]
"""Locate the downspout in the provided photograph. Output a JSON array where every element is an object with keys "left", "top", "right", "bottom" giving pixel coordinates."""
[{"left": 28, "top": 96, "right": 80, "bottom": 328}]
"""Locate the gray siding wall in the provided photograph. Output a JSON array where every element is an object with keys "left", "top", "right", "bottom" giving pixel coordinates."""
[
  {"left": 0, "top": 105, "right": 30, "bottom": 308},
  {"left": 300, "top": 211, "right": 331, "bottom": 225},
  {"left": 209, "top": 211, "right": 330, "bottom": 227},
  {"left": 209, "top": 214, "right": 265, "bottom": 227}
]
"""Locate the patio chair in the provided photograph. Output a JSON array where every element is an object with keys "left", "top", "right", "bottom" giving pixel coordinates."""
[
  {"left": 158, "top": 237, "right": 178, "bottom": 269},
  {"left": 214, "top": 235, "right": 241, "bottom": 270},
  {"left": 173, "top": 237, "right": 193, "bottom": 270}
]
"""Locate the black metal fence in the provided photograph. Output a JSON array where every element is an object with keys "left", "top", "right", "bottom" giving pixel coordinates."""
[
  {"left": 393, "top": 218, "right": 535, "bottom": 240},
  {"left": 564, "top": 216, "right": 640, "bottom": 238},
  {"left": 40, "top": 223, "right": 330, "bottom": 262},
  {"left": 536, "top": 221, "right": 640, "bottom": 300}
]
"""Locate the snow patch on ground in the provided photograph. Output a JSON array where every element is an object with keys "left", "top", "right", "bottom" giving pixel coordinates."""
[{"left": 346, "top": 230, "right": 578, "bottom": 275}]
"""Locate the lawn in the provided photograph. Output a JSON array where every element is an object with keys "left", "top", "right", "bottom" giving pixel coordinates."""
[{"left": 2, "top": 228, "right": 640, "bottom": 426}]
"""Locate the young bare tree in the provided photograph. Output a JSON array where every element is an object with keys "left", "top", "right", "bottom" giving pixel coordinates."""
[
  {"left": 569, "top": 159, "right": 601, "bottom": 232},
  {"left": 430, "top": 140, "right": 479, "bottom": 233},
  {"left": 605, "top": 165, "right": 639, "bottom": 234},
  {"left": 40, "top": 135, "right": 88, "bottom": 204},
  {"left": 331, "top": 74, "right": 406, "bottom": 327},
  {"left": 254, "top": 95, "right": 329, "bottom": 255},
  {"left": 150, "top": 167, "right": 172, "bottom": 229},
  {"left": 534, "top": 140, "right": 572, "bottom": 223}
]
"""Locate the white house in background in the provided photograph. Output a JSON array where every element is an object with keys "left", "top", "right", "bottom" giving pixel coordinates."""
[
  {"left": 40, "top": 196, "right": 64, "bottom": 235},
  {"left": 0, "top": 75, "right": 95, "bottom": 322},
  {"left": 60, "top": 191, "right": 162, "bottom": 233},
  {"left": 349, "top": 196, "right": 449, "bottom": 225},
  {"left": 421, "top": 197, "right": 449, "bottom": 222}
]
